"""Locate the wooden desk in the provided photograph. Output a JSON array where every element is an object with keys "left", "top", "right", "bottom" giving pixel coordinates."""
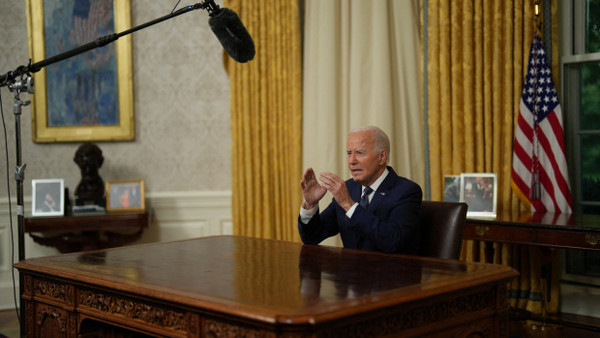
[
  {"left": 464, "top": 211, "right": 600, "bottom": 262},
  {"left": 15, "top": 235, "right": 517, "bottom": 337},
  {"left": 24, "top": 212, "right": 150, "bottom": 253}
]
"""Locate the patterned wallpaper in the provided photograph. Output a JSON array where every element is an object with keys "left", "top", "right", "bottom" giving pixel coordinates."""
[{"left": 0, "top": 1, "right": 231, "bottom": 199}]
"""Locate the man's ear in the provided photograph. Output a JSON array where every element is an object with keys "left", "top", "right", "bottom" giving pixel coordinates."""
[{"left": 379, "top": 149, "right": 388, "bottom": 165}]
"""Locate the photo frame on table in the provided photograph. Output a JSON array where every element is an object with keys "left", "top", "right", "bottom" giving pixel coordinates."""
[
  {"left": 459, "top": 173, "right": 498, "bottom": 219},
  {"left": 25, "top": 0, "right": 134, "bottom": 143},
  {"left": 106, "top": 179, "right": 145, "bottom": 212},
  {"left": 32, "top": 179, "right": 64, "bottom": 216},
  {"left": 443, "top": 175, "right": 461, "bottom": 202}
]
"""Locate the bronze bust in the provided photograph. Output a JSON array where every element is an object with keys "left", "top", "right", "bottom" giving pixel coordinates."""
[{"left": 74, "top": 143, "right": 105, "bottom": 206}]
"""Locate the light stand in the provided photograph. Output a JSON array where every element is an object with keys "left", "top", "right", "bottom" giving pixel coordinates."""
[
  {"left": 7, "top": 75, "right": 33, "bottom": 262},
  {"left": 0, "top": 1, "right": 219, "bottom": 335},
  {"left": 7, "top": 74, "right": 33, "bottom": 336}
]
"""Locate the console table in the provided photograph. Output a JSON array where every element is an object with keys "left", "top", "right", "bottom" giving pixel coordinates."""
[
  {"left": 24, "top": 211, "right": 150, "bottom": 253},
  {"left": 463, "top": 210, "right": 600, "bottom": 262},
  {"left": 463, "top": 210, "right": 600, "bottom": 330},
  {"left": 15, "top": 235, "right": 518, "bottom": 337}
]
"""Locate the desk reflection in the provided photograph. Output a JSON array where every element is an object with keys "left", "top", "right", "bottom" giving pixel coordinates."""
[{"left": 298, "top": 245, "right": 422, "bottom": 303}]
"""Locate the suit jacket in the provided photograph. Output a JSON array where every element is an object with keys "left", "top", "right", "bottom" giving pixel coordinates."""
[{"left": 298, "top": 166, "right": 422, "bottom": 254}]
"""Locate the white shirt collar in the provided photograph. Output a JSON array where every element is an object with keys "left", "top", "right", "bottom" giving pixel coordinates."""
[{"left": 363, "top": 168, "right": 389, "bottom": 194}]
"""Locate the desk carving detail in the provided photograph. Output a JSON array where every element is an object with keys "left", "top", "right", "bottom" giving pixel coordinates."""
[
  {"left": 37, "top": 306, "right": 67, "bottom": 337},
  {"left": 586, "top": 234, "right": 600, "bottom": 247},
  {"left": 78, "top": 289, "right": 187, "bottom": 333},
  {"left": 205, "top": 318, "right": 261, "bottom": 337},
  {"left": 35, "top": 279, "right": 66, "bottom": 302}
]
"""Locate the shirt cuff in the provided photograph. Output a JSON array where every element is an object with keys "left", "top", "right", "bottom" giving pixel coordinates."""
[
  {"left": 299, "top": 204, "right": 318, "bottom": 224},
  {"left": 346, "top": 202, "right": 358, "bottom": 218}
]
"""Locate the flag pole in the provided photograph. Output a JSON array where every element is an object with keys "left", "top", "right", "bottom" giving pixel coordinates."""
[
  {"left": 534, "top": 0, "right": 543, "bottom": 37},
  {"left": 532, "top": 0, "right": 542, "bottom": 202}
]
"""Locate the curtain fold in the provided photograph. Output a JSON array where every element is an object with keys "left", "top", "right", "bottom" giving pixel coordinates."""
[
  {"left": 225, "top": 0, "right": 303, "bottom": 241},
  {"left": 426, "top": 0, "right": 560, "bottom": 315}
]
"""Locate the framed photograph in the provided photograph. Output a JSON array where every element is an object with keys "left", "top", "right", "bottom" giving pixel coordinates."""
[
  {"left": 443, "top": 175, "right": 461, "bottom": 202},
  {"left": 26, "top": 0, "right": 134, "bottom": 143},
  {"left": 32, "top": 179, "right": 65, "bottom": 216},
  {"left": 459, "top": 173, "right": 497, "bottom": 219},
  {"left": 106, "top": 179, "right": 145, "bottom": 212}
]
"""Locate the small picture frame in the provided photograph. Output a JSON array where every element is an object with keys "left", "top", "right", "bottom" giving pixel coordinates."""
[
  {"left": 459, "top": 173, "right": 497, "bottom": 219},
  {"left": 32, "top": 179, "right": 65, "bottom": 216},
  {"left": 443, "top": 175, "right": 461, "bottom": 202},
  {"left": 106, "top": 179, "right": 145, "bottom": 213}
]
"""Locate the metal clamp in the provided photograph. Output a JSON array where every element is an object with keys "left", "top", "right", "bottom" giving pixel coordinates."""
[
  {"left": 475, "top": 226, "right": 489, "bottom": 237},
  {"left": 585, "top": 234, "right": 599, "bottom": 247}
]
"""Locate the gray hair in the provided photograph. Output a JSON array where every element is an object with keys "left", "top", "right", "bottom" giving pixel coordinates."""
[{"left": 349, "top": 126, "right": 390, "bottom": 160}]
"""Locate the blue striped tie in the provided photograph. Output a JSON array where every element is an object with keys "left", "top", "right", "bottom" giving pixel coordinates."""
[{"left": 360, "top": 186, "right": 373, "bottom": 209}]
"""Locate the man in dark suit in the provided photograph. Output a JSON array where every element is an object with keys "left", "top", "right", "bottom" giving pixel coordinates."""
[{"left": 298, "top": 126, "right": 422, "bottom": 254}]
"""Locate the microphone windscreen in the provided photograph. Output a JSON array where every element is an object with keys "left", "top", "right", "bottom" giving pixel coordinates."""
[{"left": 209, "top": 8, "right": 255, "bottom": 63}]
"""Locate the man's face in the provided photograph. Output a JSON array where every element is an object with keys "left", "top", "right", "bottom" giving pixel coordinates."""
[{"left": 346, "top": 131, "right": 387, "bottom": 186}]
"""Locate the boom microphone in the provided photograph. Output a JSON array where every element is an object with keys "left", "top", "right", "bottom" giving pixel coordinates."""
[
  {"left": 0, "top": 1, "right": 256, "bottom": 88},
  {"left": 208, "top": 7, "right": 255, "bottom": 63}
]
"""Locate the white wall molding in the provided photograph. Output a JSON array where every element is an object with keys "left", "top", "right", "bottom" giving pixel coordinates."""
[{"left": 143, "top": 191, "right": 233, "bottom": 243}]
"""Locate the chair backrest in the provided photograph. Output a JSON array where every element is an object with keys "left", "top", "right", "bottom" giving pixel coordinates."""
[{"left": 419, "top": 200, "right": 468, "bottom": 260}]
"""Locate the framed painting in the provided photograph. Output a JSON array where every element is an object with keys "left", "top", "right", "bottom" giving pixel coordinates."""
[
  {"left": 32, "top": 178, "right": 64, "bottom": 216},
  {"left": 25, "top": 0, "right": 134, "bottom": 142},
  {"left": 106, "top": 179, "right": 145, "bottom": 213},
  {"left": 459, "top": 173, "right": 498, "bottom": 219}
]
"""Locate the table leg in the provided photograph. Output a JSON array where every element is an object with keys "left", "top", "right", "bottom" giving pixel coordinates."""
[{"left": 484, "top": 241, "right": 494, "bottom": 263}]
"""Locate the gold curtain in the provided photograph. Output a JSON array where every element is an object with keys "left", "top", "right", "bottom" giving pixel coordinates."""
[
  {"left": 225, "top": 0, "right": 303, "bottom": 241},
  {"left": 426, "top": 0, "right": 560, "bottom": 315}
]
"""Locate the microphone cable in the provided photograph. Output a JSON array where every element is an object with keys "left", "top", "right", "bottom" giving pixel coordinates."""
[
  {"left": 171, "top": 0, "right": 182, "bottom": 13},
  {"left": 0, "top": 87, "right": 21, "bottom": 324}
]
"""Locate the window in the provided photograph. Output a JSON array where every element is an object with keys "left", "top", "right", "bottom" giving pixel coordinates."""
[{"left": 562, "top": 0, "right": 600, "bottom": 214}]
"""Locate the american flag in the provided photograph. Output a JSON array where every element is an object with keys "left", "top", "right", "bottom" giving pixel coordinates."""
[{"left": 511, "top": 33, "right": 573, "bottom": 213}]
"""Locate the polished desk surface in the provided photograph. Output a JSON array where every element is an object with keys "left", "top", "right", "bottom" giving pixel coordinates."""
[{"left": 16, "top": 235, "right": 517, "bottom": 328}]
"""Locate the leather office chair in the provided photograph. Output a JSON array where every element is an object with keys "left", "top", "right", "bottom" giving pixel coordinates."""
[{"left": 419, "top": 200, "right": 468, "bottom": 260}]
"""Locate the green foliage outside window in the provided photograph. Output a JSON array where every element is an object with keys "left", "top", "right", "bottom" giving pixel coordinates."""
[{"left": 579, "top": 0, "right": 600, "bottom": 213}]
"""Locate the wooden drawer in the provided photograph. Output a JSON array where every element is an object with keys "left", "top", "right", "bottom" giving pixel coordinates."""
[
  {"left": 464, "top": 223, "right": 536, "bottom": 245},
  {"left": 535, "top": 229, "right": 600, "bottom": 251}
]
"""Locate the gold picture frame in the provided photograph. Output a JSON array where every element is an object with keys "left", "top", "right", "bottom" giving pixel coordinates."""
[
  {"left": 25, "top": 0, "right": 134, "bottom": 143},
  {"left": 106, "top": 179, "right": 145, "bottom": 213}
]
